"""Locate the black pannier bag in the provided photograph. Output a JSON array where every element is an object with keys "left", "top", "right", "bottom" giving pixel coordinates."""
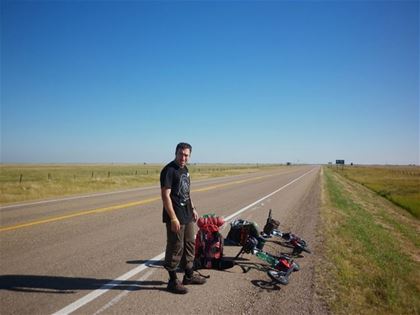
[
  {"left": 263, "top": 209, "right": 280, "bottom": 235},
  {"left": 225, "top": 219, "right": 260, "bottom": 246}
]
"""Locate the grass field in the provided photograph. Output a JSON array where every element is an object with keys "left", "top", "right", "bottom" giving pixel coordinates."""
[
  {"left": 331, "top": 165, "right": 420, "bottom": 219},
  {"left": 0, "top": 163, "right": 283, "bottom": 205},
  {"left": 320, "top": 167, "right": 420, "bottom": 315}
]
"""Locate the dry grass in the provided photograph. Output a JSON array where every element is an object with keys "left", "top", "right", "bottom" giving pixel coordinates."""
[
  {"left": 319, "top": 167, "right": 420, "bottom": 315},
  {"left": 0, "top": 163, "right": 284, "bottom": 205},
  {"left": 333, "top": 165, "right": 420, "bottom": 218}
]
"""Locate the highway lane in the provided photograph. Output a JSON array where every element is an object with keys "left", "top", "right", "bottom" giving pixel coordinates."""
[
  {"left": 0, "top": 165, "right": 322, "bottom": 315},
  {"left": 0, "top": 166, "right": 307, "bottom": 231}
]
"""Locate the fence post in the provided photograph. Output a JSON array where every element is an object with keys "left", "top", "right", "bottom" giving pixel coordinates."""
[{"left": 19, "top": 174, "right": 23, "bottom": 183}]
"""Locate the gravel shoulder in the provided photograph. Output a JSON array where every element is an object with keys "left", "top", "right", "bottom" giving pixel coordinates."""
[{"left": 235, "top": 167, "right": 329, "bottom": 315}]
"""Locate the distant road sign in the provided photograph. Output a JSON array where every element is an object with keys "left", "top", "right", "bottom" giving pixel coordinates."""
[{"left": 336, "top": 160, "right": 345, "bottom": 165}]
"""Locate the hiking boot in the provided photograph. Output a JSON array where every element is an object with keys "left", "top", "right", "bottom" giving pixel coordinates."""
[
  {"left": 182, "top": 273, "right": 207, "bottom": 285},
  {"left": 167, "top": 279, "right": 188, "bottom": 294}
]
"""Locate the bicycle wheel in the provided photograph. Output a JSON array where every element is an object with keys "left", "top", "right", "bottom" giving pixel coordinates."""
[{"left": 267, "top": 270, "right": 289, "bottom": 285}]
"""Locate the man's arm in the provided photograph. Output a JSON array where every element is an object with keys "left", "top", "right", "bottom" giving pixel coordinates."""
[{"left": 161, "top": 187, "right": 181, "bottom": 232}]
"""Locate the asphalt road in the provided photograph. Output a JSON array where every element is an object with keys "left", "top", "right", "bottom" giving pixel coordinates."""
[{"left": 0, "top": 165, "right": 326, "bottom": 315}]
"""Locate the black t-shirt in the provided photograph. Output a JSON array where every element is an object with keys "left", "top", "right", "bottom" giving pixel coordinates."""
[{"left": 160, "top": 160, "right": 192, "bottom": 224}]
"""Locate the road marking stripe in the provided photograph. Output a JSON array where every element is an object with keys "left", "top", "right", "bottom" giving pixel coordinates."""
[
  {"left": 224, "top": 170, "right": 313, "bottom": 221},
  {"left": 51, "top": 253, "right": 165, "bottom": 315},
  {"left": 0, "top": 172, "right": 272, "bottom": 209},
  {"left": 0, "top": 174, "right": 271, "bottom": 232},
  {"left": 0, "top": 186, "right": 161, "bottom": 210},
  {"left": 0, "top": 198, "right": 160, "bottom": 232},
  {"left": 51, "top": 168, "right": 316, "bottom": 315},
  {"left": 92, "top": 268, "right": 157, "bottom": 315}
]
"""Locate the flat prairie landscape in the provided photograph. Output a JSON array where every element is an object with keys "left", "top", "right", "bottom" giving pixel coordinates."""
[{"left": 0, "top": 163, "right": 281, "bottom": 205}]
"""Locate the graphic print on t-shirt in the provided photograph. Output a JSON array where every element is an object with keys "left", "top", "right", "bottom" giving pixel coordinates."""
[{"left": 178, "top": 173, "right": 190, "bottom": 206}]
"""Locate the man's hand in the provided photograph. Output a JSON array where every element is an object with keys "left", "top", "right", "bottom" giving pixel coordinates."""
[
  {"left": 171, "top": 218, "right": 181, "bottom": 232},
  {"left": 193, "top": 208, "right": 198, "bottom": 222}
]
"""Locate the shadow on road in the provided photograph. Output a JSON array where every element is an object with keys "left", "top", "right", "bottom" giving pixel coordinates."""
[
  {"left": 234, "top": 261, "right": 282, "bottom": 291},
  {"left": 0, "top": 275, "right": 166, "bottom": 293},
  {"left": 251, "top": 279, "right": 281, "bottom": 291},
  {"left": 126, "top": 259, "right": 164, "bottom": 268}
]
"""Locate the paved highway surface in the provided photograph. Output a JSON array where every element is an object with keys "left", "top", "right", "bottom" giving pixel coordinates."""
[{"left": 1, "top": 165, "right": 327, "bottom": 315}]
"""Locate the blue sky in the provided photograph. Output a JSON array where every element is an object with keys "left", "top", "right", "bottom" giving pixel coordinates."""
[{"left": 1, "top": 0, "right": 419, "bottom": 165}]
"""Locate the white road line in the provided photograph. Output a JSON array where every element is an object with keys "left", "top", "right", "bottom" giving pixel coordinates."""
[
  {"left": 51, "top": 167, "right": 316, "bottom": 315},
  {"left": 224, "top": 168, "right": 315, "bottom": 222},
  {"left": 51, "top": 253, "right": 165, "bottom": 315},
  {"left": 92, "top": 269, "right": 157, "bottom": 315}
]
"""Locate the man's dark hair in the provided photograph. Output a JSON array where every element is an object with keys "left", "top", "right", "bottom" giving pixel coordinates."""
[{"left": 175, "top": 142, "right": 192, "bottom": 155}]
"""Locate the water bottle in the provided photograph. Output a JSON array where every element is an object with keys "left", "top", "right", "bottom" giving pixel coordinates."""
[{"left": 255, "top": 251, "right": 278, "bottom": 266}]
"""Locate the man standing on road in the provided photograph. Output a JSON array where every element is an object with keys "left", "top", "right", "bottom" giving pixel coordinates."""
[{"left": 160, "top": 142, "right": 206, "bottom": 294}]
